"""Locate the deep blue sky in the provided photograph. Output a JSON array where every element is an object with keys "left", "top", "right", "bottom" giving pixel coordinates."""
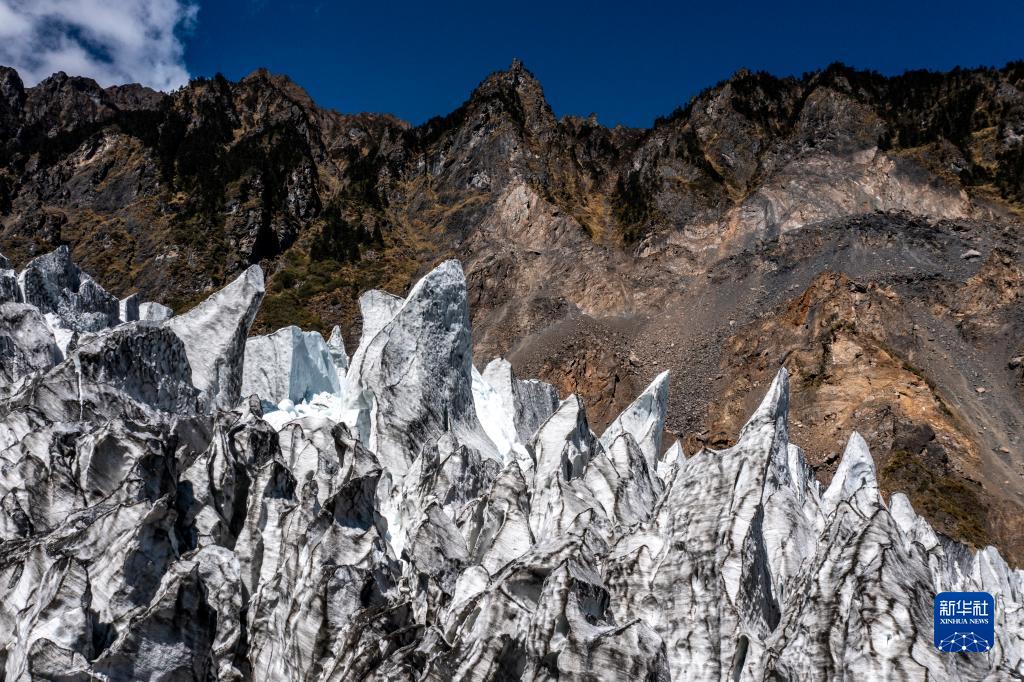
[{"left": 183, "top": 0, "right": 1024, "bottom": 128}]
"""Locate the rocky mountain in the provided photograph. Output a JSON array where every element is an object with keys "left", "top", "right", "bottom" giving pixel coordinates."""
[
  {"left": 0, "top": 60, "right": 1023, "bottom": 566},
  {"left": 0, "top": 250, "right": 1021, "bottom": 679}
]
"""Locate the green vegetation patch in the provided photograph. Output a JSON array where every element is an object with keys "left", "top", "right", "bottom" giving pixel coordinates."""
[
  {"left": 612, "top": 170, "right": 660, "bottom": 244},
  {"left": 880, "top": 450, "right": 991, "bottom": 549}
]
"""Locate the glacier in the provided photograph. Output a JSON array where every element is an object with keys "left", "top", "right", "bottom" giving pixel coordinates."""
[{"left": 0, "top": 247, "right": 1020, "bottom": 681}]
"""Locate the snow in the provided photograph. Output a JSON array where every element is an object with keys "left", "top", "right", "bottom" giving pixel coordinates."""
[{"left": 261, "top": 391, "right": 356, "bottom": 432}]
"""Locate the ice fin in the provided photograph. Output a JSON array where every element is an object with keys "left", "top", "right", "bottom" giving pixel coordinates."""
[
  {"left": 822, "top": 432, "right": 880, "bottom": 518},
  {"left": 242, "top": 325, "right": 342, "bottom": 404},
  {"left": 166, "top": 265, "right": 265, "bottom": 410},
  {"left": 600, "top": 370, "right": 669, "bottom": 472},
  {"left": 139, "top": 301, "right": 174, "bottom": 322}
]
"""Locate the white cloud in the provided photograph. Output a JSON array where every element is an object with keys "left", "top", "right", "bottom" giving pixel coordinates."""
[{"left": 0, "top": 0, "right": 198, "bottom": 91}]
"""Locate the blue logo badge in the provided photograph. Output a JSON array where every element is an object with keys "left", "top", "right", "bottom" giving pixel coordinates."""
[{"left": 934, "top": 591, "right": 994, "bottom": 652}]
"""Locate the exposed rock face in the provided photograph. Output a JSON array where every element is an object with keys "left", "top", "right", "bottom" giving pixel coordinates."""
[
  {"left": 0, "top": 252, "right": 1020, "bottom": 680},
  {"left": 704, "top": 239, "right": 1024, "bottom": 563}
]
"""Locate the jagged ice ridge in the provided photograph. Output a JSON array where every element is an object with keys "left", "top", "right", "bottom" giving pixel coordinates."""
[{"left": 0, "top": 248, "right": 1021, "bottom": 680}]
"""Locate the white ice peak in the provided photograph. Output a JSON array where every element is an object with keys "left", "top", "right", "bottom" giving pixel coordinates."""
[{"left": 166, "top": 264, "right": 265, "bottom": 410}]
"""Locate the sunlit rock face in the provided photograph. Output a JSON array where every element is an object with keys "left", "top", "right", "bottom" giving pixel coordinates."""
[{"left": 0, "top": 248, "right": 1020, "bottom": 681}]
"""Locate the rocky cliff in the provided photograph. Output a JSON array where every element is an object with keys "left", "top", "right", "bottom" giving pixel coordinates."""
[
  {"left": 0, "top": 60, "right": 1023, "bottom": 565},
  {"left": 0, "top": 250, "right": 1020, "bottom": 680}
]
